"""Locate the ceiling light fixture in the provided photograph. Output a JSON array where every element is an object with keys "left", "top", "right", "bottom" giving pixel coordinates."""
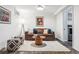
[{"left": 37, "top": 5, "right": 45, "bottom": 11}]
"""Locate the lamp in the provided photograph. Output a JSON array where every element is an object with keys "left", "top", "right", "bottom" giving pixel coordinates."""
[{"left": 19, "top": 18, "right": 25, "bottom": 39}]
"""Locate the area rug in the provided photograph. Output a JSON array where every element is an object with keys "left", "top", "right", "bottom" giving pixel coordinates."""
[{"left": 17, "top": 41, "right": 71, "bottom": 52}]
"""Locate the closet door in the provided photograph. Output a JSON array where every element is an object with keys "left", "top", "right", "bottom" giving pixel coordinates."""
[
  {"left": 63, "top": 8, "right": 68, "bottom": 41},
  {"left": 63, "top": 6, "right": 73, "bottom": 42}
]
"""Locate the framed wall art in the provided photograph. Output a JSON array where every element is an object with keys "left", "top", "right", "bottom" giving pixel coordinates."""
[
  {"left": 0, "top": 6, "right": 11, "bottom": 24},
  {"left": 36, "top": 16, "right": 44, "bottom": 27}
]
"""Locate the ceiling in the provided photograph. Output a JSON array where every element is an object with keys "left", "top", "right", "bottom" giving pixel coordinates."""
[
  {"left": 13, "top": 5, "right": 65, "bottom": 15},
  {"left": 2, "top": 5, "right": 66, "bottom": 15}
]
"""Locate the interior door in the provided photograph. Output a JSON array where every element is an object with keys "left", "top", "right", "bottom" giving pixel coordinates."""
[{"left": 63, "top": 8, "right": 68, "bottom": 41}]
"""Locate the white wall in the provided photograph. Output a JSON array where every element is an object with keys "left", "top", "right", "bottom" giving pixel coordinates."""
[
  {"left": 0, "top": 5, "right": 21, "bottom": 48},
  {"left": 73, "top": 6, "right": 79, "bottom": 51},
  {"left": 55, "top": 12, "right": 64, "bottom": 41},
  {"left": 55, "top": 6, "right": 72, "bottom": 42},
  {"left": 17, "top": 8, "right": 56, "bottom": 32},
  {"left": 0, "top": 5, "right": 56, "bottom": 48},
  {"left": 55, "top": 6, "right": 79, "bottom": 51}
]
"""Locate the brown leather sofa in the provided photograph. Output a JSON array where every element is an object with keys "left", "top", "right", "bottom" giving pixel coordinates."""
[{"left": 25, "top": 30, "right": 55, "bottom": 41}]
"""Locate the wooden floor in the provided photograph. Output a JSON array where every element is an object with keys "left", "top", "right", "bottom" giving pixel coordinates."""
[{"left": 0, "top": 39, "right": 79, "bottom": 54}]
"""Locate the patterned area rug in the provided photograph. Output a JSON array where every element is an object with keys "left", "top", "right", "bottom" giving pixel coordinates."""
[{"left": 17, "top": 41, "right": 71, "bottom": 52}]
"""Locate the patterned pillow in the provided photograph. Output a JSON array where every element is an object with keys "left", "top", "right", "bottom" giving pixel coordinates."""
[
  {"left": 7, "top": 39, "right": 21, "bottom": 52},
  {"left": 43, "top": 29, "right": 48, "bottom": 34}
]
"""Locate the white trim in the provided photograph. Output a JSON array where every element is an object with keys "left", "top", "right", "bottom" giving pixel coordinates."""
[{"left": 72, "top": 6, "right": 74, "bottom": 48}]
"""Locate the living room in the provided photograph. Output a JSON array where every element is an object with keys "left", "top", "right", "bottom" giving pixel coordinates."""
[{"left": 0, "top": 5, "right": 79, "bottom": 54}]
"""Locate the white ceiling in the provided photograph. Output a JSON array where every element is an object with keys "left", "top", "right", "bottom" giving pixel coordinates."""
[
  {"left": 13, "top": 5, "right": 65, "bottom": 15},
  {"left": 2, "top": 5, "right": 66, "bottom": 15}
]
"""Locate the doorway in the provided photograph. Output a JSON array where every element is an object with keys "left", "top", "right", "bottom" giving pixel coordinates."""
[{"left": 63, "top": 6, "right": 73, "bottom": 47}]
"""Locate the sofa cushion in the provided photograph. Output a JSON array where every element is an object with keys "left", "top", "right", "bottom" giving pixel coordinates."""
[
  {"left": 33, "top": 29, "right": 38, "bottom": 34},
  {"left": 48, "top": 29, "right": 52, "bottom": 34}
]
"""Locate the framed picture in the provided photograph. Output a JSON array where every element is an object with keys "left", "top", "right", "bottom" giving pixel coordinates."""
[
  {"left": 0, "top": 6, "right": 11, "bottom": 24},
  {"left": 36, "top": 16, "right": 44, "bottom": 27}
]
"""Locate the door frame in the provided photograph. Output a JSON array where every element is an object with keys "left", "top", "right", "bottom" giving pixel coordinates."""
[{"left": 63, "top": 5, "right": 74, "bottom": 44}]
